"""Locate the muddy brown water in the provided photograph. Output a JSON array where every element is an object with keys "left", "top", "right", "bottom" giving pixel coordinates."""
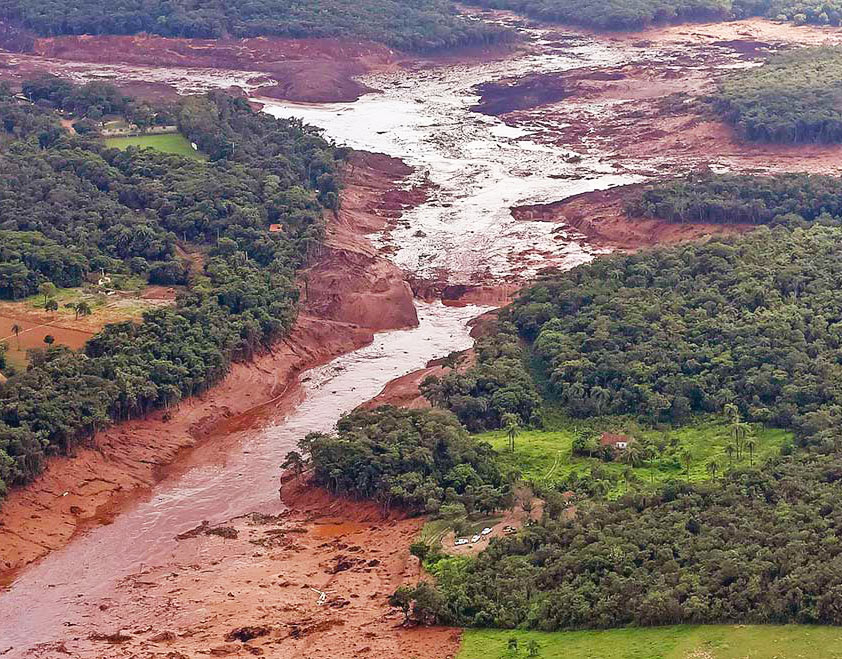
[{"left": 0, "top": 302, "right": 487, "bottom": 650}]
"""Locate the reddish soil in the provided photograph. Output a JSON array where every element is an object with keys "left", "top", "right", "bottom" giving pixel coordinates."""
[
  {"left": 14, "top": 477, "right": 460, "bottom": 658},
  {"left": 0, "top": 150, "right": 421, "bottom": 586},
  {"left": 26, "top": 34, "right": 395, "bottom": 102},
  {"left": 493, "top": 20, "right": 842, "bottom": 177},
  {"left": 303, "top": 152, "right": 423, "bottom": 330},
  {"left": 511, "top": 184, "right": 753, "bottom": 250}
]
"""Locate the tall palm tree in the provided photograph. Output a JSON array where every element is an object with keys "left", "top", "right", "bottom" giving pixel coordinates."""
[
  {"left": 75, "top": 301, "right": 92, "bottom": 320},
  {"left": 10, "top": 323, "right": 21, "bottom": 349},
  {"left": 723, "top": 402, "right": 740, "bottom": 424},
  {"left": 706, "top": 458, "right": 720, "bottom": 480},
  {"left": 680, "top": 450, "right": 692, "bottom": 480},
  {"left": 725, "top": 443, "right": 736, "bottom": 466},
  {"left": 621, "top": 441, "right": 644, "bottom": 467},
  {"left": 746, "top": 437, "right": 757, "bottom": 466},
  {"left": 502, "top": 413, "right": 520, "bottom": 453}
]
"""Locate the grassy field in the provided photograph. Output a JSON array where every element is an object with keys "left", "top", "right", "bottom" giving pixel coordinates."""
[
  {"left": 458, "top": 625, "right": 842, "bottom": 658},
  {"left": 479, "top": 416, "right": 791, "bottom": 496},
  {"left": 104, "top": 133, "right": 205, "bottom": 159}
]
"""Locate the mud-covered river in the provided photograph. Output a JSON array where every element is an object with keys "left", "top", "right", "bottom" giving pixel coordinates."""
[
  {"left": 261, "top": 27, "right": 638, "bottom": 282},
  {"left": 0, "top": 20, "right": 640, "bottom": 655}
]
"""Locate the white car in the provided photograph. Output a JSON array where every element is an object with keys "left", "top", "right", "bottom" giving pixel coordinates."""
[
  {"left": 454, "top": 538, "right": 469, "bottom": 546},
  {"left": 471, "top": 534, "right": 481, "bottom": 543},
  {"left": 481, "top": 527, "right": 493, "bottom": 536}
]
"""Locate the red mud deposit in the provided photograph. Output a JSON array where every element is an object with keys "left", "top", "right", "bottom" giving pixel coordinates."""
[
  {"left": 493, "top": 19, "right": 842, "bottom": 177},
  {"left": 25, "top": 33, "right": 397, "bottom": 102},
  {"left": 511, "top": 184, "right": 753, "bottom": 250},
  {"left": 0, "top": 150, "right": 421, "bottom": 585},
  {"left": 304, "top": 152, "right": 423, "bottom": 331},
  {"left": 13, "top": 478, "right": 461, "bottom": 658}
]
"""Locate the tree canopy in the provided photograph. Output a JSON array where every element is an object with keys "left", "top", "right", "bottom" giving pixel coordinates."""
[
  {"left": 713, "top": 47, "right": 842, "bottom": 144},
  {"left": 466, "top": 0, "right": 842, "bottom": 30},
  {"left": 628, "top": 171, "right": 842, "bottom": 225},
  {"left": 0, "top": 0, "right": 512, "bottom": 52},
  {"left": 290, "top": 406, "right": 509, "bottom": 514}
]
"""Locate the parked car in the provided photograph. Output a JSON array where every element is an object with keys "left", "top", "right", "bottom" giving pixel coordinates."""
[
  {"left": 471, "top": 534, "right": 481, "bottom": 543},
  {"left": 454, "top": 538, "right": 469, "bottom": 546},
  {"left": 481, "top": 527, "right": 493, "bottom": 536}
]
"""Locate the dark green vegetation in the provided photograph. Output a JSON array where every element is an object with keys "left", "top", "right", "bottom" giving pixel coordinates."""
[
  {"left": 628, "top": 172, "right": 842, "bottom": 225},
  {"left": 468, "top": 0, "right": 842, "bottom": 29},
  {"left": 469, "top": 0, "right": 732, "bottom": 30},
  {"left": 714, "top": 47, "right": 842, "bottom": 143},
  {"left": 0, "top": 80, "right": 339, "bottom": 495},
  {"left": 426, "top": 451, "right": 842, "bottom": 629},
  {"left": 512, "top": 226, "right": 842, "bottom": 435},
  {"left": 420, "top": 328, "right": 543, "bottom": 432},
  {"left": 401, "top": 225, "right": 842, "bottom": 631},
  {"left": 458, "top": 625, "right": 842, "bottom": 658},
  {"left": 287, "top": 406, "right": 510, "bottom": 514},
  {"left": 0, "top": 0, "right": 510, "bottom": 51}
]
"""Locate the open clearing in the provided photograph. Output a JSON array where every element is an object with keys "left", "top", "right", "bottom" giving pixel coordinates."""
[
  {"left": 104, "top": 133, "right": 205, "bottom": 159},
  {"left": 459, "top": 625, "right": 842, "bottom": 658},
  {"left": 0, "top": 285, "right": 175, "bottom": 369},
  {"left": 479, "top": 416, "right": 791, "bottom": 495}
]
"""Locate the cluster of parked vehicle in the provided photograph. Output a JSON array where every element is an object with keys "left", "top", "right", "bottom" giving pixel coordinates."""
[{"left": 454, "top": 527, "right": 494, "bottom": 546}]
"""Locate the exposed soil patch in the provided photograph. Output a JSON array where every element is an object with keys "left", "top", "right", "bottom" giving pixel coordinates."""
[
  {"left": 9, "top": 478, "right": 460, "bottom": 658},
  {"left": 497, "top": 20, "right": 842, "bottom": 177},
  {"left": 511, "top": 184, "right": 753, "bottom": 250}
]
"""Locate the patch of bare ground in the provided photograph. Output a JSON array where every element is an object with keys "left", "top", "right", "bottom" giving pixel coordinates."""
[
  {"left": 492, "top": 19, "right": 842, "bottom": 177},
  {"left": 13, "top": 478, "right": 460, "bottom": 659}
]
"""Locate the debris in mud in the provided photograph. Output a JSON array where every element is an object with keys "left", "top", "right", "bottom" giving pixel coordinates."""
[
  {"left": 206, "top": 526, "right": 239, "bottom": 540},
  {"left": 225, "top": 626, "right": 271, "bottom": 642},
  {"left": 175, "top": 521, "right": 210, "bottom": 540},
  {"left": 149, "top": 630, "right": 177, "bottom": 642},
  {"left": 175, "top": 521, "right": 238, "bottom": 540},
  {"left": 89, "top": 630, "right": 132, "bottom": 644},
  {"left": 288, "top": 619, "right": 345, "bottom": 639}
]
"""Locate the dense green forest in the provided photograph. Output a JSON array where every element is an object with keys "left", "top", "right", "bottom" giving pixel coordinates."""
[
  {"left": 714, "top": 47, "right": 842, "bottom": 144},
  {"left": 395, "top": 225, "right": 842, "bottom": 630},
  {"left": 628, "top": 172, "right": 842, "bottom": 225},
  {"left": 422, "top": 451, "right": 842, "bottom": 628},
  {"left": 287, "top": 406, "right": 509, "bottom": 514},
  {"left": 420, "top": 326, "right": 542, "bottom": 432},
  {"left": 510, "top": 227, "right": 842, "bottom": 435},
  {"left": 0, "top": 0, "right": 511, "bottom": 51},
  {"left": 467, "top": 0, "right": 842, "bottom": 30},
  {"left": 0, "top": 81, "right": 340, "bottom": 495}
]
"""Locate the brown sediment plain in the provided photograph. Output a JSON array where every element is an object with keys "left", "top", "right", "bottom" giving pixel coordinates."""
[
  {"left": 17, "top": 478, "right": 460, "bottom": 658},
  {"left": 0, "top": 150, "right": 420, "bottom": 586},
  {"left": 0, "top": 21, "right": 519, "bottom": 103},
  {"left": 476, "top": 19, "right": 842, "bottom": 248}
]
